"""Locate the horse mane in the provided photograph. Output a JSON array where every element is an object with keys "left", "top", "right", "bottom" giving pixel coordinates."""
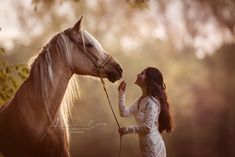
[{"left": 28, "top": 33, "right": 80, "bottom": 142}]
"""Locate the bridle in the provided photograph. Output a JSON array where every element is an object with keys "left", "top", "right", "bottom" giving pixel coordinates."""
[
  {"left": 64, "top": 29, "right": 112, "bottom": 74},
  {"left": 64, "top": 29, "right": 123, "bottom": 157}
]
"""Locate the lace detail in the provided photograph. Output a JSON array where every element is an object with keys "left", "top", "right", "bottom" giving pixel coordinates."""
[
  {"left": 139, "top": 133, "right": 166, "bottom": 157},
  {"left": 118, "top": 91, "right": 138, "bottom": 117},
  {"left": 118, "top": 92, "right": 166, "bottom": 157}
]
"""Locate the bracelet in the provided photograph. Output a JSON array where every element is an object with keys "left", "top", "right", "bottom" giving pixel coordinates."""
[{"left": 127, "top": 127, "right": 136, "bottom": 134}]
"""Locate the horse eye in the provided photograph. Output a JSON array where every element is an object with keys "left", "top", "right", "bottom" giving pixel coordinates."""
[{"left": 86, "top": 42, "right": 93, "bottom": 48}]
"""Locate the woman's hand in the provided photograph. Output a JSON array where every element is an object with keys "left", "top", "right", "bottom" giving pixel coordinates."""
[
  {"left": 118, "top": 81, "right": 126, "bottom": 93},
  {"left": 118, "top": 127, "right": 129, "bottom": 137}
]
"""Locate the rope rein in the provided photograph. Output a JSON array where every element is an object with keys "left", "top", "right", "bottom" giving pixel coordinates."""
[
  {"left": 98, "top": 69, "right": 122, "bottom": 157},
  {"left": 64, "top": 30, "right": 123, "bottom": 157}
]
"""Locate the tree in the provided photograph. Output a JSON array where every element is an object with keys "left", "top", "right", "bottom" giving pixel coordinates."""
[{"left": 0, "top": 50, "right": 29, "bottom": 106}]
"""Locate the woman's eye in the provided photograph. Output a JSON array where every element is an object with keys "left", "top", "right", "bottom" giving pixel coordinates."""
[{"left": 86, "top": 42, "right": 93, "bottom": 48}]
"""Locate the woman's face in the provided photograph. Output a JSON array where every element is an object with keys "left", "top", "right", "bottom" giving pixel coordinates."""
[{"left": 135, "top": 70, "right": 146, "bottom": 87}]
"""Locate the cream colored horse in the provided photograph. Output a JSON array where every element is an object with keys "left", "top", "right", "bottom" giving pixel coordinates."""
[{"left": 0, "top": 17, "right": 123, "bottom": 157}]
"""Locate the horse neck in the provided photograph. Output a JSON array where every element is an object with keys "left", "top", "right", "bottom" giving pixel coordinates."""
[{"left": 16, "top": 35, "right": 73, "bottom": 124}]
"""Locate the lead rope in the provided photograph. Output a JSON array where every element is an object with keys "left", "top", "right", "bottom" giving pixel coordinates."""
[{"left": 98, "top": 69, "right": 122, "bottom": 157}]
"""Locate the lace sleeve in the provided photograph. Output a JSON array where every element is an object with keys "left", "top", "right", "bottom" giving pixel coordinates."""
[
  {"left": 118, "top": 91, "right": 138, "bottom": 117},
  {"left": 126, "top": 98, "right": 159, "bottom": 134}
]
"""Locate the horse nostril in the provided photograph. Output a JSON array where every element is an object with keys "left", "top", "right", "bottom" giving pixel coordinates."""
[{"left": 117, "top": 65, "right": 123, "bottom": 74}]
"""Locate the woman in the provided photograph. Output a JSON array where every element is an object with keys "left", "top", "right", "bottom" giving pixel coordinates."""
[{"left": 118, "top": 67, "right": 173, "bottom": 157}]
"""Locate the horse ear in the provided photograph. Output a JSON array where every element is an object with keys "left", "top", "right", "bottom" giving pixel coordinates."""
[{"left": 73, "top": 16, "right": 83, "bottom": 31}]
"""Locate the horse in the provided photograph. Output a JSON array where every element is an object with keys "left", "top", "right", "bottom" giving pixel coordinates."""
[{"left": 0, "top": 17, "right": 123, "bottom": 157}]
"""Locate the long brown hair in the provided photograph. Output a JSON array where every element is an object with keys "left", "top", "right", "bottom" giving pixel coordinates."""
[{"left": 145, "top": 67, "right": 173, "bottom": 133}]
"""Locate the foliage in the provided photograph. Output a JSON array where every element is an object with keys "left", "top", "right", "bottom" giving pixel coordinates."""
[
  {"left": 31, "top": 0, "right": 235, "bottom": 36},
  {"left": 0, "top": 52, "right": 29, "bottom": 106}
]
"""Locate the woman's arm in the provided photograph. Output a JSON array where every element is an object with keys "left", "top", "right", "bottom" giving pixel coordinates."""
[
  {"left": 118, "top": 81, "right": 137, "bottom": 117},
  {"left": 119, "top": 90, "right": 138, "bottom": 117},
  {"left": 119, "top": 99, "right": 159, "bottom": 135}
]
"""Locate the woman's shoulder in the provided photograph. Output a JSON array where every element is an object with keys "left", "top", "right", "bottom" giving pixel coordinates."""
[{"left": 147, "top": 96, "right": 161, "bottom": 107}]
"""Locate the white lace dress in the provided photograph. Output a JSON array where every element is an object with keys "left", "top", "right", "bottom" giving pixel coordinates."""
[{"left": 119, "top": 91, "right": 166, "bottom": 157}]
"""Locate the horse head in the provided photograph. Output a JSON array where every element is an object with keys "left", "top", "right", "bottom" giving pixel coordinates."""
[{"left": 63, "top": 17, "right": 123, "bottom": 83}]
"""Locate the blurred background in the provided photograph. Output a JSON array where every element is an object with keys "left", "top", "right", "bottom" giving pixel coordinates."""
[{"left": 0, "top": 0, "right": 235, "bottom": 157}]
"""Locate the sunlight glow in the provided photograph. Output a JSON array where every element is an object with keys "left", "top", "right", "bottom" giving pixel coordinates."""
[
  {"left": 0, "top": 0, "right": 234, "bottom": 56},
  {"left": 120, "top": 36, "right": 139, "bottom": 52}
]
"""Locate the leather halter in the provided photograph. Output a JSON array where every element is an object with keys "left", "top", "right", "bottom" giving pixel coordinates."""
[{"left": 64, "top": 29, "right": 112, "bottom": 72}]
